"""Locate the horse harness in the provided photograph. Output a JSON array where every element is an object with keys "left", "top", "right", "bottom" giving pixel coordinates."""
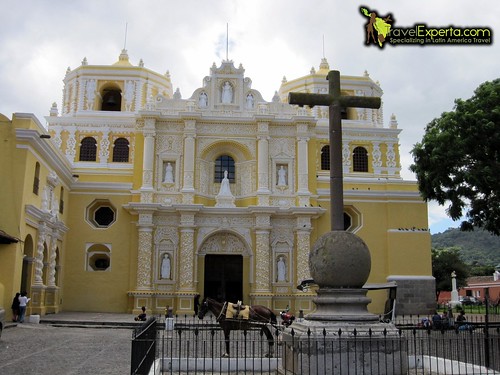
[{"left": 216, "top": 301, "right": 272, "bottom": 325}]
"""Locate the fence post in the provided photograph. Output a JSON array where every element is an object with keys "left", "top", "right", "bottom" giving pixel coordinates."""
[
  {"left": 131, "top": 317, "right": 157, "bottom": 375},
  {"left": 484, "top": 287, "right": 490, "bottom": 368}
]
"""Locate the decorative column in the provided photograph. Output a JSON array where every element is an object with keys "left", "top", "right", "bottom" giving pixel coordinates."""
[
  {"left": 385, "top": 142, "right": 398, "bottom": 173},
  {"left": 70, "top": 78, "right": 77, "bottom": 114},
  {"left": 141, "top": 118, "right": 156, "bottom": 203},
  {"left": 31, "top": 223, "right": 48, "bottom": 315},
  {"left": 295, "top": 223, "right": 312, "bottom": 286},
  {"left": 255, "top": 230, "right": 271, "bottom": 291},
  {"left": 371, "top": 141, "right": 382, "bottom": 175},
  {"left": 47, "top": 234, "right": 58, "bottom": 287},
  {"left": 176, "top": 212, "right": 196, "bottom": 314},
  {"left": 34, "top": 223, "right": 48, "bottom": 286},
  {"left": 98, "top": 130, "right": 110, "bottom": 164},
  {"left": 257, "top": 122, "right": 270, "bottom": 205},
  {"left": 136, "top": 213, "right": 154, "bottom": 290},
  {"left": 297, "top": 123, "right": 310, "bottom": 206},
  {"left": 181, "top": 120, "right": 196, "bottom": 204},
  {"left": 65, "top": 126, "right": 77, "bottom": 163},
  {"left": 45, "top": 231, "right": 59, "bottom": 313},
  {"left": 77, "top": 76, "right": 85, "bottom": 112},
  {"left": 251, "top": 213, "right": 272, "bottom": 307},
  {"left": 342, "top": 141, "right": 351, "bottom": 174}
]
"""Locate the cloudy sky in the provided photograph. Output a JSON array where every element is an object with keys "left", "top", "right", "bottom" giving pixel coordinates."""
[{"left": 0, "top": 0, "right": 497, "bottom": 234}]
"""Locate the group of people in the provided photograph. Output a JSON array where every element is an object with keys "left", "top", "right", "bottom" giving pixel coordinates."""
[
  {"left": 421, "top": 309, "right": 470, "bottom": 331},
  {"left": 11, "top": 291, "right": 30, "bottom": 323}
]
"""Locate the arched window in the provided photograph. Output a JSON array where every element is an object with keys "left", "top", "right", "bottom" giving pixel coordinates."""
[
  {"left": 86, "top": 244, "right": 111, "bottom": 271},
  {"left": 321, "top": 145, "right": 330, "bottom": 170},
  {"left": 33, "top": 162, "right": 40, "bottom": 195},
  {"left": 79, "top": 137, "right": 97, "bottom": 162},
  {"left": 353, "top": 146, "right": 368, "bottom": 172},
  {"left": 112, "top": 138, "right": 129, "bottom": 162},
  {"left": 215, "top": 155, "right": 235, "bottom": 183},
  {"left": 101, "top": 89, "right": 122, "bottom": 111}
]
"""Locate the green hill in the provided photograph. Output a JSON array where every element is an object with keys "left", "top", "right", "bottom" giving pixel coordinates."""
[{"left": 432, "top": 228, "right": 500, "bottom": 267}]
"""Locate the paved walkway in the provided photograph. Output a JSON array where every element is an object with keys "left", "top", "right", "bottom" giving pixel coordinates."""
[{"left": 0, "top": 312, "right": 141, "bottom": 375}]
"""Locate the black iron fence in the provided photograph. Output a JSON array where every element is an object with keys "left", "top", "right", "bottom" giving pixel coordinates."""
[
  {"left": 131, "top": 317, "right": 157, "bottom": 375},
  {"left": 132, "top": 314, "right": 500, "bottom": 374}
]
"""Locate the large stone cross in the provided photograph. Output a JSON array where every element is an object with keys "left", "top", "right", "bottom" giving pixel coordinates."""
[{"left": 289, "top": 70, "right": 381, "bottom": 231}]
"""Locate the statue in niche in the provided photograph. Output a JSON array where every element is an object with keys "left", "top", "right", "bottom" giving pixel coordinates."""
[
  {"left": 277, "top": 255, "right": 286, "bottom": 282},
  {"left": 199, "top": 92, "right": 208, "bottom": 108},
  {"left": 217, "top": 170, "right": 233, "bottom": 196},
  {"left": 277, "top": 165, "right": 287, "bottom": 186},
  {"left": 163, "top": 162, "right": 174, "bottom": 183},
  {"left": 161, "top": 253, "right": 171, "bottom": 279},
  {"left": 221, "top": 82, "right": 233, "bottom": 104},
  {"left": 246, "top": 93, "right": 254, "bottom": 109}
]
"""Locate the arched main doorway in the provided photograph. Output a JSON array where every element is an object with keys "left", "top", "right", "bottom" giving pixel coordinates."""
[
  {"left": 199, "top": 231, "right": 251, "bottom": 303},
  {"left": 204, "top": 254, "right": 242, "bottom": 302}
]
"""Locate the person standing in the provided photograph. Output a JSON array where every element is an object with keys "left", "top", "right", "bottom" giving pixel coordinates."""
[
  {"left": 11, "top": 292, "right": 20, "bottom": 322},
  {"left": 18, "top": 291, "right": 30, "bottom": 323}
]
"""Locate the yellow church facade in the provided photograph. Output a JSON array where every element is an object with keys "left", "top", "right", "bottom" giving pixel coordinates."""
[{"left": 0, "top": 51, "right": 434, "bottom": 319}]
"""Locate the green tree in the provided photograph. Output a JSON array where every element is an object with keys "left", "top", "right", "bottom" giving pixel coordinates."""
[
  {"left": 469, "top": 263, "right": 495, "bottom": 276},
  {"left": 411, "top": 78, "right": 500, "bottom": 235},
  {"left": 432, "top": 247, "right": 469, "bottom": 299}
]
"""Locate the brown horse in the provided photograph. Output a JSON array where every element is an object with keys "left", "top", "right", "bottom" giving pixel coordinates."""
[{"left": 197, "top": 297, "right": 277, "bottom": 358}]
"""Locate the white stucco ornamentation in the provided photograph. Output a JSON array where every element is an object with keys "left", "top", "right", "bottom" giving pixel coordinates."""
[
  {"left": 47, "top": 235, "right": 58, "bottom": 287},
  {"left": 85, "top": 79, "right": 96, "bottom": 110},
  {"left": 65, "top": 128, "right": 77, "bottom": 161},
  {"left": 179, "top": 229, "right": 194, "bottom": 290},
  {"left": 154, "top": 226, "right": 179, "bottom": 246},
  {"left": 255, "top": 231, "right": 271, "bottom": 291},
  {"left": 143, "top": 170, "right": 153, "bottom": 186},
  {"left": 136, "top": 229, "right": 153, "bottom": 290},
  {"left": 52, "top": 127, "right": 63, "bottom": 149},
  {"left": 34, "top": 225, "right": 48, "bottom": 285},
  {"left": 269, "top": 138, "right": 295, "bottom": 158},
  {"left": 239, "top": 163, "right": 254, "bottom": 196},
  {"left": 199, "top": 232, "right": 247, "bottom": 255},
  {"left": 157, "top": 135, "right": 182, "bottom": 153},
  {"left": 372, "top": 142, "right": 382, "bottom": 168},
  {"left": 296, "top": 229, "right": 312, "bottom": 284},
  {"left": 342, "top": 141, "right": 352, "bottom": 169},
  {"left": 386, "top": 142, "right": 397, "bottom": 168},
  {"left": 124, "top": 80, "right": 136, "bottom": 111},
  {"left": 99, "top": 132, "right": 110, "bottom": 163}
]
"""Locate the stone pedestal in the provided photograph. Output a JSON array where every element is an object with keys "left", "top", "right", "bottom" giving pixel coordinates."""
[
  {"left": 44, "top": 286, "right": 60, "bottom": 314},
  {"left": 280, "top": 320, "right": 407, "bottom": 375},
  {"left": 307, "top": 288, "right": 378, "bottom": 322},
  {"left": 29, "top": 285, "right": 47, "bottom": 316},
  {"left": 279, "top": 231, "right": 407, "bottom": 374}
]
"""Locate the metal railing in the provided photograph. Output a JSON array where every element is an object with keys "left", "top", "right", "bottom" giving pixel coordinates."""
[{"left": 132, "top": 314, "right": 500, "bottom": 374}]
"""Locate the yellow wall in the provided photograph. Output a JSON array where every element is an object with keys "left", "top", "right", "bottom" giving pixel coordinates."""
[{"left": 62, "top": 193, "right": 135, "bottom": 312}]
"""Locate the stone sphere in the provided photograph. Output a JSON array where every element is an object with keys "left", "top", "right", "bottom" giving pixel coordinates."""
[{"left": 310, "top": 231, "right": 371, "bottom": 288}]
